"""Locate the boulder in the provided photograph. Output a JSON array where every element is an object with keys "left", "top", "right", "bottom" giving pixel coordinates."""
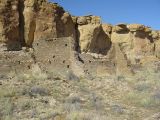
[
  {"left": 127, "top": 24, "right": 145, "bottom": 32},
  {"left": 77, "top": 17, "right": 88, "bottom": 25},
  {"left": 112, "top": 23, "right": 129, "bottom": 33},
  {"left": 90, "top": 16, "right": 101, "bottom": 24},
  {"left": 151, "top": 30, "right": 159, "bottom": 39},
  {"left": 102, "top": 24, "right": 112, "bottom": 33},
  {"left": 76, "top": 15, "right": 101, "bottom": 25},
  {"left": 144, "top": 26, "right": 152, "bottom": 33}
]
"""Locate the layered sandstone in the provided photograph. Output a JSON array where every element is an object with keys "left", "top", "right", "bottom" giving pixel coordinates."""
[
  {"left": 74, "top": 16, "right": 111, "bottom": 55},
  {"left": 0, "top": 0, "right": 21, "bottom": 50},
  {"left": 111, "top": 24, "right": 158, "bottom": 65},
  {"left": 0, "top": 0, "right": 159, "bottom": 78},
  {"left": 0, "top": 0, "right": 75, "bottom": 49}
]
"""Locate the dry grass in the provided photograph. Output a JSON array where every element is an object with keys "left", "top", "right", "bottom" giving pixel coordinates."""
[
  {"left": 16, "top": 64, "right": 47, "bottom": 81},
  {"left": 123, "top": 66, "right": 160, "bottom": 109},
  {"left": 66, "top": 111, "right": 106, "bottom": 120},
  {"left": 0, "top": 63, "right": 160, "bottom": 120},
  {"left": 0, "top": 98, "right": 14, "bottom": 120}
]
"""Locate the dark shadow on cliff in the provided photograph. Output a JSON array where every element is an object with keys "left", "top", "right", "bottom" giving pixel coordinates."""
[
  {"left": 94, "top": 27, "right": 112, "bottom": 55},
  {"left": 18, "top": 0, "right": 25, "bottom": 47},
  {"left": 135, "top": 31, "right": 154, "bottom": 43},
  {"left": 76, "top": 25, "right": 112, "bottom": 56},
  {"left": 75, "top": 23, "right": 81, "bottom": 53}
]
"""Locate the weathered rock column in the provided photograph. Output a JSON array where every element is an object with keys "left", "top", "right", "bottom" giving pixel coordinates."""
[
  {"left": 111, "top": 24, "right": 132, "bottom": 76},
  {"left": 0, "top": 0, "right": 21, "bottom": 50},
  {"left": 23, "top": 0, "right": 37, "bottom": 47}
]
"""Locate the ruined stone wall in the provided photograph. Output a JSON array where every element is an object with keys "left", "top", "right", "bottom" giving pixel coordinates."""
[
  {"left": 0, "top": 0, "right": 159, "bottom": 78},
  {"left": 33, "top": 37, "right": 72, "bottom": 74},
  {"left": 0, "top": 51, "right": 34, "bottom": 79},
  {"left": 79, "top": 53, "right": 115, "bottom": 77}
]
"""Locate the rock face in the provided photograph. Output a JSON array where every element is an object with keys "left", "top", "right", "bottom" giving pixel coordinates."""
[
  {"left": 23, "top": 0, "right": 37, "bottom": 47},
  {"left": 0, "top": 0, "right": 75, "bottom": 48},
  {"left": 153, "top": 31, "right": 160, "bottom": 58},
  {"left": 111, "top": 24, "right": 156, "bottom": 65},
  {"left": 0, "top": 0, "right": 159, "bottom": 78},
  {"left": 0, "top": 0, "right": 21, "bottom": 50},
  {"left": 32, "top": 1, "right": 75, "bottom": 42},
  {"left": 76, "top": 16, "right": 111, "bottom": 55}
]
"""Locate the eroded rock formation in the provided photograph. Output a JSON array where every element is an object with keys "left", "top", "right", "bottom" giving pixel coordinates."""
[
  {"left": 0, "top": 0, "right": 75, "bottom": 48},
  {"left": 112, "top": 24, "right": 158, "bottom": 64},
  {"left": 76, "top": 16, "right": 111, "bottom": 55},
  {"left": 0, "top": 0, "right": 159, "bottom": 78},
  {"left": 0, "top": 0, "right": 20, "bottom": 50}
]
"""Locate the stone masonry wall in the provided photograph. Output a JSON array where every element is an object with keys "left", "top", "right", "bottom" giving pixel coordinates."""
[{"left": 33, "top": 37, "right": 72, "bottom": 75}]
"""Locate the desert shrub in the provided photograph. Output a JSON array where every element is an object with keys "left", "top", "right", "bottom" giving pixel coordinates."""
[
  {"left": 17, "top": 64, "right": 47, "bottom": 81},
  {"left": 66, "top": 70, "right": 79, "bottom": 81},
  {"left": 152, "top": 90, "right": 160, "bottom": 100},
  {"left": 125, "top": 90, "right": 160, "bottom": 108},
  {"left": 20, "top": 100, "right": 33, "bottom": 111},
  {"left": 0, "top": 98, "right": 14, "bottom": 119},
  {"left": 88, "top": 93, "right": 103, "bottom": 111},
  {"left": 66, "top": 111, "right": 106, "bottom": 120},
  {"left": 29, "top": 86, "right": 49, "bottom": 96},
  {"left": 0, "top": 87, "right": 16, "bottom": 98},
  {"left": 111, "top": 104, "right": 124, "bottom": 114},
  {"left": 116, "top": 75, "right": 125, "bottom": 81},
  {"left": 134, "top": 66, "right": 160, "bottom": 83},
  {"left": 140, "top": 94, "right": 160, "bottom": 108},
  {"left": 134, "top": 82, "right": 152, "bottom": 92},
  {"left": 64, "top": 96, "right": 82, "bottom": 112}
]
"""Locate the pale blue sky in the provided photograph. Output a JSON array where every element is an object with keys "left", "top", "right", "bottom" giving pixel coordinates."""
[{"left": 49, "top": 0, "right": 160, "bottom": 30}]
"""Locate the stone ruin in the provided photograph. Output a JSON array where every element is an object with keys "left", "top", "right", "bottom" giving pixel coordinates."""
[{"left": 0, "top": 0, "right": 160, "bottom": 79}]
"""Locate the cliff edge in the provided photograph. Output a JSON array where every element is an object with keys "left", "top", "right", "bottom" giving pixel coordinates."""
[{"left": 0, "top": 0, "right": 160, "bottom": 78}]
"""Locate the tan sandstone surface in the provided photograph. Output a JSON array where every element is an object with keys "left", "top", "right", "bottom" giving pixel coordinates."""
[{"left": 0, "top": 0, "right": 160, "bottom": 120}]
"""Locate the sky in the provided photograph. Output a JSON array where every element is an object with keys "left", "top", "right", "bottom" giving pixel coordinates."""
[{"left": 49, "top": 0, "right": 160, "bottom": 30}]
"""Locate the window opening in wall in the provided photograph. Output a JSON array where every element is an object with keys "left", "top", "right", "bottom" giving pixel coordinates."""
[
  {"left": 18, "top": 61, "right": 21, "bottom": 64},
  {"left": 28, "top": 65, "right": 31, "bottom": 69},
  {"left": 48, "top": 60, "right": 51, "bottom": 64}
]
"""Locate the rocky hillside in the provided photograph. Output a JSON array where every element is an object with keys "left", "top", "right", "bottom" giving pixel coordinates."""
[
  {"left": 0, "top": 0, "right": 160, "bottom": 120},
  {"left": 0, "top": 0, "right": 160, "bottom": 78}
]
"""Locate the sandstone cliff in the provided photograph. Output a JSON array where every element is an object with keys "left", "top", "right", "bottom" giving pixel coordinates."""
[
  {"left": 0, "top": 0, "right": 75, "bottom": 49},
  {"left": 0, "top": 0, "right": 159, "bottom": 78},
  {"left": 1, "top": 1, "right": 160, "bottom": 119}
]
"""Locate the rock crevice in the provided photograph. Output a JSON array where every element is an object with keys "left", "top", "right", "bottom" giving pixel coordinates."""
[
  {"left": 18, "top": 0, "right": 25, "bottom": 46},
  {"left": 0, "top": 0, "right": 159, "bottom": 77}
]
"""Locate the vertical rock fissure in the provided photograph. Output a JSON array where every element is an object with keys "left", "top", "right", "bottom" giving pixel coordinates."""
[
  {"left": 18, "top": 0, "right": 25, "bottom": 47},
  {"left": 75, "top": 24, "right": 81, "bottom": 52}
]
